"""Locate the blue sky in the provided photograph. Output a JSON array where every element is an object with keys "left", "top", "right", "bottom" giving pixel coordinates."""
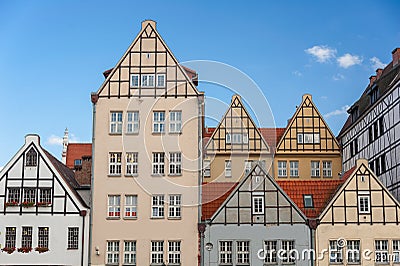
[{"left": 0, "top": 1, "right": 399, "bottom": 166}]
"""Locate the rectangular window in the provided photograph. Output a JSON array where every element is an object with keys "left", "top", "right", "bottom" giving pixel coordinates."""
[
  {"left": 252, "top": 195, "right": 264, "bottom": 214},
  {"left": 130, "top": 74, "right": 139, "bottom": 88},
  {"left": 108, "top": 195, "right": 121, "bottom": 218},
  {"left": 126, "top": 152, "right": 138, "bottom": 176},
  {"left": 245, "top": 160, "right": 253, "bottom": 174},
  {"left": 219, "top": 241, "right": 233, "bottom": 264},
  {"left": 226, "top": 133, "right": 231, "bottom": 144},
  {"left": 369, "top": 126, "right": 374, "bottom": 143},
  {"left": 380, "top": 154, "right": 386, "bottom": 173},
  {"left": 109, "top": 152, "right": 122, "bottom": 175},
  {"left": 289, "top": 161, "right": 299, "bottom": 177},
  {"left": 156, "top": 74, "right": 166, "bottom": 87},
  {"left": 124, "top": 195, "right": 137, "bottom": 218},
  {"left": 322, "top": 161, "right": 332, "bottom": 177},
  {"left": 39, "top": 188, "right": 52, "bottom": 205},
  {"left": 225, "top": 160, "right": 232, "bottom": 177},
  {"left": 74, "top": 159, "right": 82, "bottom": 166},
  {"left": 204, "top": 160, "right": 211, "bottom": 177},
  {"left": 350, "top": 141, "right": 354, "bottom": 156},
  {"left": 329, "top": 240, "right": 343, "bottom": 263},
  {"left": 151, "top": 241, "right": 164, "bottom": 264},
  {"left": 374, "top": 121, "right": 379, "bottom": 140},
  {"left": 358, "top": 195, "right": 370, "bottom": 214},
  {"left": 354, "top": 138, "right": 358, "bottom": 154},
  {"left": 375, "top": 158, "right": 381, "bottom": 175},
  {"left": 281, "top": 240, "right": 295, "bottom": 263},
  {"left": 311, "top": 161, "right": 320, "bottom": 177},
  {"left": 21, "top": 226, "right": 33, "bottom": 248},
  {"left": 347, "top": 240, "right": 360, "bottom": 263},
  {"left": 168, "top": 241, "right": 181, "bottom": 264},
  {"left": 236, "top": 241, "right": 250, "bottom": 264},
  {"left": 379, "top": 116, "right": 385, "bottom": 136},
  {"left": 68, "top": 227, "right": 79, "bottom": 249},
  {"left": 7, "top": 188, "right": 20, "bottom": 204},
  {"left": 278, "top": 161, "right": 287, "bottom": 177},
  {"left": 110, "top": 111, "right": 123, "bottom": 134},
  {"left": 303, "top": 195, "right": 313, "bottom": 208},
  {"left": 126, "top": 111, "right": 139, "bottom": 134},
  {"left": 153, "top": 111, "right": 165, "bottom": 133},
  {"left": 152, "top": 152, "right": 165, "bottom": 175},
  {"left": 141, "top": 74, "right": 155, "bottom": 87},
  {"left": 169, "top": 111, "right": 182, "bottom": 133},
  {"left": 106, "top": 241, "right": 120, "bottom": 265},
  {"left": 124, "top": 241, "right": 136, "bottom": 265},
  {"left": 38, "top": 227, "right": 49, "bottom": 248},
  {"left": 5, "top": 227, "right": 16, "bottom": 248},
  {"left": 393, "top": 240, "right": 400, "bottom": 263},
  {"left": 152, "top": 195, "right": 164, "bottom": 218},
  {"left": 169, "top": 152, "right": 182, "bottom": 175},
  {"left": 264, "top": 241, "right": 277, "bottom": 263},
  {"left": 297, "top": 133, "right": 320, "bottom": 144},
  {"left": 168, "top": 195, "right": 181, "bottom": 218},
  {"left": 23, "top": 188, "right": 36, "bottom": 204},
  {"left": 369, "top": 161, "right": 375, "bottom": 173},
  {"left": 375, "top": 240, "right": 388, "bottom": 263}
]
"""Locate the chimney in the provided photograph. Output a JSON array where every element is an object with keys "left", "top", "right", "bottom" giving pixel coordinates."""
[
  {"left": 62, "top": 128, "right": 69, "bottom": 164},
  {"left": 392, "top": 48, "right": 400, "bottom": 67},
  {"left": 376, "top": 68, "right": 383, "bottom": 79},
  {"left": 142, "top": 20, "right": 156, "bottom": 30},
  {"left": 25, "top": 134, "right": 40, "bottom": 145},
  {"left": 369, "top": 75, "right": 377, "bottom": 86}
]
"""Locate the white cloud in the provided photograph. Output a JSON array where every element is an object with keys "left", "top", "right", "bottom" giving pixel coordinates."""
[
  {"left": 305, "top": 45, "right": 337, "bottom": 62},
  {"left": 292, "top": 70, "right": 303, "bottom": 77},
  {"left": 370, "top": 56, "right": 386, "bottom": 70},
  {"left": 337, "top": 53, "right": 363, "bottom": 68},
  {"left": 324, "top": 105, "right": 350, "bottom": 118},
  {"left": 333, "top": 73, "right": 345, "bottom": 81},
  {"left": 47, "top": 133, "right": 79, "bottom": 146},
  {"left": 320, "top": 96, "right": 328, "bottom": 100}
]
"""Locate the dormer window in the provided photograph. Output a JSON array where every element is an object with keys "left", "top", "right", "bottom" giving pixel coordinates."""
[
  {"left": 74, "top": 159, "right": 82, "bottom": 167},
  {"left": 303, "top": 195, "right": 314, "bottom": 208},
  {"left": 25, "top": 148, "right": 37, "bottom": 167},
  {"left": 370, "top": 87, "right": 379, "bottom": 105},
  {"left": 350, "top": 107, "right": 359, "bottom": 123}
]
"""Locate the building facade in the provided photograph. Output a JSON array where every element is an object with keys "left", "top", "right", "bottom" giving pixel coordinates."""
[
  {"left": 90, "top": 20, "right": 204, "bottom": 265},
  {"left": 275, "top": 94, "right": 342, "bottom": 181},
  {"left": 338, "top": 48, "right": 400, "bottom": 200},
  {"left": 0, "top": 135, "right": 90, "bottom": 265}
]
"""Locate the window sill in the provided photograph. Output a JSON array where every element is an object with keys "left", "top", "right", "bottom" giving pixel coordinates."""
[
  {"left": 278, "top": 176, "right": 288, "bottom": 178},
  {"left": 311, "top": 176, "right": 321, "bottom": 178},
  {"left": 150, "top": 217, "right": 165, "bottom": 219},
  {"left": 106, "top": 217, "right": 121, "bottom": 220},
  {"left": 125, "top": 174, "right": 138, "bottom": 178},
  {"left": 151, "top": 174, "right": 165, "bottom": 177},
  {"left": 168, "top": 217, "right": 182, "bottom": 220},
  {"left": 152, "top": 132, "right": 166, "bottom": 135},
  {"left": 109, "top": 132, "right": 122, "bottom": 135},
  {"left": 168, "top": 174, "right": 182, "bottom": 177},
  {"left": 169, "top": 132, "right": 182, "bottom": 135},
  {"left": 125, "top": 132, "right": 139, "bottom": 135},
  {"left": 108, "top": 175, "right": 122, "bottom": 178},
  {"left": 290, "top": 176, "right": 299, "bottom": 178},
  {"left": 123, "top": 217, "right": 138, "bottom": 220},
  {"left": 67, "top": 248, "right": 79, "bottom": 250}
]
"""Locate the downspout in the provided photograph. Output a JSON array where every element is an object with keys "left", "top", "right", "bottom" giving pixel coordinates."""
[
  {"left": 310, "top": 226, "right": 314, "bottom": 266},
  {"left": 88, "top": 93, "right": 98, "bottom": 265},
  {"left": 81, "top": 210, "right": 87, "bottom": 266},
  {"left": 198, "top": 95, "right": 205, "bottom": 266}
]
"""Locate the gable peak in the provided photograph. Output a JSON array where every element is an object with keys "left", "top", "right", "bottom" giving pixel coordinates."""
[
  {"left": 141, "top": 19, "right": 157, "bottom": 30},
  {"left": 25, "top": 134, "right": 40, "bottom": 145}
]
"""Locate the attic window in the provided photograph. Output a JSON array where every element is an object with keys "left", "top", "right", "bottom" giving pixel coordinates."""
[
  {"left": 369, "top": 87, "right": 379, "bottom": 105},
  {"left": 74, "top": 159, "right": 82, "bottom": 166},
  {"left": 303, "top": 195, "right": 314, "bottom": 208},
  {"left": 25, "top": 148, "right": 37, "bottom": 167},
  {"left": 350, "top": 107, "right": 359, "bottom": 123}
]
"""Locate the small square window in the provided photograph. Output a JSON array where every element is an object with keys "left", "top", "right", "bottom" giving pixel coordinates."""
[
  {"left": 303, "top": 195, "right": 313, "bottom": 208},
  {"left": 130, "top": 74, "right": 139, "bottom": 88}
]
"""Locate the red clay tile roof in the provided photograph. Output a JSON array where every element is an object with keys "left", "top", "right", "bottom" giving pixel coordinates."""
[
  {"left": 277, "top": 180, "right": 344, "bottom": 219},
  {"left": 342, "top": 166, "right": 356, "bottom": 181},
  {"left": 66, "top": 143, "right": 92, "bottom": 168},
  {"left": 202, "top": 182, "right": 238, "bottom": 220}
]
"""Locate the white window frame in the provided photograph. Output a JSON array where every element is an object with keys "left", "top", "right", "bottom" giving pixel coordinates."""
[
  {"left": 22, "top": 226, "right": 33, "bottom": 248},
  {"left": 126, "top": 152, "right": 138, "bottom": 176},
  {"left": 7, "top": 187, "right": 20, "bottom": 204},
  {"left": 311, "top": 161, "right": 320, "bottom": 177},
  {"left": 322, "top": 161, "right": 332, "bottom": 177},
  {"left": 68, "top": 227, "right": 79, "bottom": 250},
  {"left": 297, "top": 133, "right": 320, "bottom": 144},
  {"left": 123, "top": 241, "right": 136, "bottom": 265},
  {"left": 110, "top": 111, "right": 123, "bottom": 134},
  {"left": 281, "top": 240, "right": 295, "bottom": 263},
  {"left": 303, "top": 195, "right": 313, "bottom": 208},
  {"left": 329, "top": 240, "right": 343, "bottom": 263},
  {"left": 126, "top": 111, "right": 139, "bottom": 134},
  {"left": 346, "top": 240, "right": 360, "bottom": 264},
  {"left": 245, "top": 160, "right": 253, "bottom": 174},
  {"left": 226, "top": 133, "right": 231, "bottom": 144},
  {"left": 5, "top": 227, "right": 16, "bottom": 248},
  {"left": 169, "top": 152, "right": 182, "bottom": 176},
  {"left": 278, "top": 161, "right": 287, "bottom": 177},
  {"left": 393, "top": 240, "right": 400, "bottom": 263},
  {"left": 358, "top": 194, "right": 370, "bottom": 214},
  {"left": 252, "top": 195, "right": 264, "bottom": 215},
  {"left": 236, "top": 241, "right": 250, "bottom": 264},
  {"left": 289, "top": 161, "right": 299, "bottom": 177},
  {"left": 225, "top": 160, "right": 232, "bottom": 177},
  {"left": 168, "top": 194, "right": 181, "bottom": 218},
  {"left": 106, "top": 241, "right": 120, "bottom": 265},
  {"left": 151, "top": 195, "right": 164, "bottom": 218},
  {"left": 39, "top": 188, "right": 52, "bottom": 205},
  {"left": 153, "top": 111, "right": 165, "bottom": 133},
  {"left": 204, "top": 160, "right": 211, "bottom": 177},
  {"left": 169, "top": 111, "right": 182, "bottom": 133},
  {"left": 130, "top": 74, "right": 139, "bottom": 88},
  {"left": 38, "top": 227, "right": 49, "bottom": 248},
  {"left": 168, "top": 241, "right": 181, "bottom": 264},
  {"left": 375, "top": 240, "right": 389, "bottom": 263},
  {"left": 108, "top": 195, "right": 121, "bottom": 218},
  {"left": 264, "top": 240, "right": 277, "bottom": 263},
  {"left": 156, "top": 74, "right": 166, "bottom": 88},
  {"left": 141, "top": 74, "right": 155, "bottom": 87},
  {"left": 151, "top": 241, "right": 164, "bottom": 264},
  {"left": 219, "top": 241, "right": 233, "bottom": 264},
  {"left": 23, "top": 188, "right": 36, "bottom": 204},
  {"left": 109, "top": 152, "right": 122, "bottom": 176},
  {"left": 124, "top": 195, "right": 137, "bottom": 218},
  {"left": 152, "top": 152, "right": 165, "bottom": 175}
]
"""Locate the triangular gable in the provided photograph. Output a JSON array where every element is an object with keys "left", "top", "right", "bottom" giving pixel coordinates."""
[
  {"left": 96, "top": 20, "right": 201, "bottom": 98},
  {"left": 319, "top": 159, "right": 400, "bottom": 224},
  {"left": 0, "top": 136, "right": 86, "bottom": 215},
  {"left": 276, "top": 94, "right": 340, "bottom": 153},
  {"left": 210, "top": 163, "right": 306, "bottom": 225},
  {"left": 205, "top": 95, "right": 270, "bottom": 153}
]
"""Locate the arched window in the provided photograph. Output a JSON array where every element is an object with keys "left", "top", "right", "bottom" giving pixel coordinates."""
[{"left": 26, "top": 148, "right": 37, "bottom": 167}]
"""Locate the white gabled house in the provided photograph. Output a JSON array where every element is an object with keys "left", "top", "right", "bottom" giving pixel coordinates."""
[{"left": 0, "top": 134, "right": 90, "bottom": 265}]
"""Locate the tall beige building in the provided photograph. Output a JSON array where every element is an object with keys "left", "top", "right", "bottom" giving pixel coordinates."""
[{"left": 90, "top": 20, "right": 203, "bottom": 265}]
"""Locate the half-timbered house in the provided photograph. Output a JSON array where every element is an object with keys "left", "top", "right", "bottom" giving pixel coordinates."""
[{"left": 0, "top": 134, "right": 90, "bottom": 265}]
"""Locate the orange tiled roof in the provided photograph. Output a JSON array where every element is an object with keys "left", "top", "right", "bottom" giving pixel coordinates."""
[
  {"left": 342, "top": 166, "right": 356, "bottom": 181},
  {"left": 66, "top": 143, "right": 92, "bottom": 168},
  {"left": 277, "top": 180, "right": 344, "bottom": 219},
  {"left": 202, "top": 182, "right": 238, "bottom": 220}
]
